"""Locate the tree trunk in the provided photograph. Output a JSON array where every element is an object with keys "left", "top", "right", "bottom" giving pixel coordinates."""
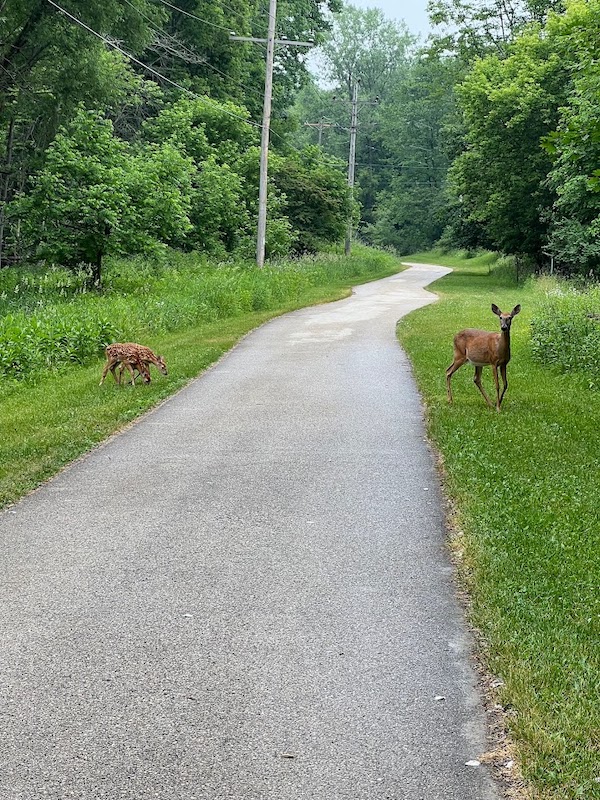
[{"left": 0, "top": 117, "right": 15, "bottom": 268}]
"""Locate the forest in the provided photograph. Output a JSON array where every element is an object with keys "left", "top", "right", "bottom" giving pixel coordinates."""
[{"left": 3, "top": 0, "right": 600, "bottom": 281}]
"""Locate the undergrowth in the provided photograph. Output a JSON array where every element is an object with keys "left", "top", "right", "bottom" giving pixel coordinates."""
[{"left": 0, "top": 247, "right": 392, "bottom": 381}]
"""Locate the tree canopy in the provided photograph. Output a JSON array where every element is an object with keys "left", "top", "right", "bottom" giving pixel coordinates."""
[{"left": 0, "top": 0, "right": 350, "bottom": 277}]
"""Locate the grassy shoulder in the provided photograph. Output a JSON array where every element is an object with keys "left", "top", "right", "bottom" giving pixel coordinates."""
[
  {"left": 398, "top": 250, "right": 600, "bottom": 800},
  {"left": 0, "top": 246, "right": 402, "bottom": 510}
]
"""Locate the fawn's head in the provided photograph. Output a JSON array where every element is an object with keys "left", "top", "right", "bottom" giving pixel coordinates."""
[
  {"left": 492, "top": 303, "right": 521, "bottom": 332},
  {"left": 156, "top": 356, "right": 168, "bottom": 376}
]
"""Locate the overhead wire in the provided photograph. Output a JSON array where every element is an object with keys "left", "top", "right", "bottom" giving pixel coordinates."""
[
  {"left": 122, "top": 0, "right": 207, "bottom": 64},
  {"left": 151, "top": 0, "right": 237, "bottom": 35},
  {"left": 122, "top": 0, "right": 266, "bottom": 102},
  {"left": 45, "top": 0, "right": 262, "bottom": 129},
  {"left": 46, "top": 0, "right": 326, "bottom": 159}
]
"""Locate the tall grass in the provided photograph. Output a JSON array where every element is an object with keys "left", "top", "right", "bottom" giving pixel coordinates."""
[
  {"left": 0, "top": 248, "right": 394, "bottom": 382},
  {"left": 530, "top": 278, "right": 600, "bottom": 385}
]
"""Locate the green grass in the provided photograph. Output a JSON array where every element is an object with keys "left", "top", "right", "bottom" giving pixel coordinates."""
[
  {"left": 398, "top": 250, "right": 600, "bottom": 800},
  {"left": 0, "top": 246, "right": 401, "bottom": 509}
]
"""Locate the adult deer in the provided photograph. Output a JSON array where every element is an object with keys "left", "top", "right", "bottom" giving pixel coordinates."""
[{"left": 446, "top": 304, "right": 521, "bottom": 412}]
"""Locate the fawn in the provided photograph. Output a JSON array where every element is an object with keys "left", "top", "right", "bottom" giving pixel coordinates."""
[
  {"left": 446, "top": 304, "right": 521, "bottom": 411},
  {"left": 100, "top": 343, "right": 166, "bottom": 387}
]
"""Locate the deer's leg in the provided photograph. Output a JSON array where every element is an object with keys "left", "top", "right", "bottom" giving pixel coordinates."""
[
  {"left": 499, "top": 364, "right": 508, "bottom": 407},
  {"left": 474, "top": 366, "right": 493, "bottom": 408},
  {"left": 446, "top": 354, "right": 467, "bottom": 403},
  {"left": 492, "top": 364, "right": 501, "bottom": 411}
]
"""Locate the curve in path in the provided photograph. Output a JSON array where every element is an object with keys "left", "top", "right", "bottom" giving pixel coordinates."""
[{"left": 0, "top": 264, "right": 499, "bottom": 800}]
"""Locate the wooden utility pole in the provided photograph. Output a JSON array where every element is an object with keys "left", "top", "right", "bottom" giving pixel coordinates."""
[
  {"left": 255, "top": 0, "right": 277, "bottom": 268},
  {"left": 230, "top": 25, "right": 313, "bottom": 268},
  {"left": 345, "top": 79, "right": 359, "bottom": 257},
  {"left": 304, "top": 119, "right": 336, "bottom": 146}
]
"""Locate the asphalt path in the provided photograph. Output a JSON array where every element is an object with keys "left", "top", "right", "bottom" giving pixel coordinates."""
[{"left": 0, "top": 264, "right": 499, "bottom": 800}]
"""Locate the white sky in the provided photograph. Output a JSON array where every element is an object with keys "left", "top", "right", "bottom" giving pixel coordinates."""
[
  {"left": 348, "top": 0, "right": 431, "bottom": 38},
  {"left": 307, "top": 1, "right": 431, "bottom": 83}
]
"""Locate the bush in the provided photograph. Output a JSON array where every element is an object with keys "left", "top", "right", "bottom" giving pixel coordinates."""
[{"left": 530, "top": 280, "right": 600, "bottom": 384}]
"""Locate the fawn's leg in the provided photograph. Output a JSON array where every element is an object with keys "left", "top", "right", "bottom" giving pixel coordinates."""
[
  {"left": 100, "top": 358, "right": 116, "bottom": 386},
  {"left": 473, "top": 366, "right": 493, "bottom": 408},
  {"left": 123, "top": 362, "right": 137, "bottom": 386}
]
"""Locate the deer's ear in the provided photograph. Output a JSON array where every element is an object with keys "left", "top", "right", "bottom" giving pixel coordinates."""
[
  {"left": 491, "top": 304, "right": 501, "bottom": 316},
  {"left": 511, "top": 304, "right": 521, "bottom": 316}
]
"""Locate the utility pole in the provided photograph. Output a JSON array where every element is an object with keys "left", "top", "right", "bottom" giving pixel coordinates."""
[
  {"left": 256, "top": 0, "right": 277, "bottom": 269},
  {"left": 345, "top": 78, "right": 359, "bottom": 257},
  {"left": 303, "top": 119, "right": 336, "bottom": 146},
  {"left": 230, "top": 25, "right": 313, "bottom": 268}
]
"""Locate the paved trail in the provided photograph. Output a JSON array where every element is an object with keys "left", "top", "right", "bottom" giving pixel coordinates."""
[{"left": 0, "top": 264, "right": 499, "bottom": 800}]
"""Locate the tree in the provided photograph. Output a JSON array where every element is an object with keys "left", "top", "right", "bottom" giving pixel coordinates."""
[
  {"left": 294, "top": 6, "right": 415, "bottom": 233},
  {"left": 12, "top": 109, "right": 194, "bottom": 285},
  {"left": 273, "top": 146, "right": 352, "bottom": 253},
  {"left": 0, "top": 1, "right": 158, "bottom": 265},
  {"left": 319, "top": 5, "right": 415, "bottom": 98},
  {"left": 445, "top": 26, "right": 568, "bottom": 259},
  {"left": 427, "top": 0, "right": 565, "bottom": 59},
  {"left": 542, "top": 0, "right": 600, "bottom": 274},
  {"left": 370, "top": 54, "right": 459, "bottom": 253}
]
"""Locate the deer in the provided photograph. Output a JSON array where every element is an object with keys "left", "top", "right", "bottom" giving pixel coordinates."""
[
  {"left": 99, "top": 343, "right": 166, "bottom": 387},
  {"left": 446, "top": 304, "right": 521, "bottom": 412}
]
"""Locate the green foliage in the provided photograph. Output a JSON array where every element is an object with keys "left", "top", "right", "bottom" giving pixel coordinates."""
[
  {"left": 0, "top": 0, "right": 343, "bottom": 267},
  {"left": 370, "top": 54, "right": 458, "bottom": 253},
  {"left": 399, "top": 250, "right": 600, "bottom": 798},
  {"left": 273, "top": 146, "right": 352, "bottom": 253},
  {"left": 447, "top": 28, "right": 566, "bottom": 259},
  {"left": 0, "top": 306, "right": 119, "bottom": 378},
  {"left": 530, "top": 279, "right": 600, "bottom": 382},
  {"left": 541, "top": 0, "right": 600, "bottom": 275},
  {"left": 12, "top": 109, "right": 132, "bottom": 282},
  {"left": 319, "top": 5, "right": 415, "bottom": 96},
  {"left": 427, "top": 0, "right": 563, "bottom": 60},
  {"left": 189, "top": 156, "right": 250, "bottom": 254},
  {"left": 292, "top": 6, "right": 415, "bottom": 232},
  {"left": 11, "top": 109, "right": 194, "bottom": 283}
]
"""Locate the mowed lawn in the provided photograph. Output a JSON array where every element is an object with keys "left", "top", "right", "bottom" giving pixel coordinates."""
[{"left": 398, "top": 252, "right": 600, "bottom": 799}]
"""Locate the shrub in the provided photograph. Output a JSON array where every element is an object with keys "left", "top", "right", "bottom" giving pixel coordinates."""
[{"left": 530, "top": 280, "right": 600, "bottom": 384}]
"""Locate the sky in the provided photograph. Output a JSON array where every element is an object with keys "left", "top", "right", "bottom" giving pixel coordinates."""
[
  {"left": 348, "top": 0, "right": 431, "bottom": 38},
  {"left": 307, "top": 0, "right": 432, "bottom": 82}
]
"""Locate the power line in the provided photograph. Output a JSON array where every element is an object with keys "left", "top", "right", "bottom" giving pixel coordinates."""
[
  {"left": 122, "top": 0, "right": 206, "bottom": 64},
  {"left": 151, "top": 0, "right": 235, "bottom": 35},
  {"left": 122, "top": 0, "right": 265, "bottom": 101},
  {"left": 45, "top": 0, "right": 261, "bottom": 129}
]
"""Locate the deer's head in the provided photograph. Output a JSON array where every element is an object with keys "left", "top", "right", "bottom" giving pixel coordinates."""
[{"left": 492, "top": 303, "right": 521, "bottom": 332}]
